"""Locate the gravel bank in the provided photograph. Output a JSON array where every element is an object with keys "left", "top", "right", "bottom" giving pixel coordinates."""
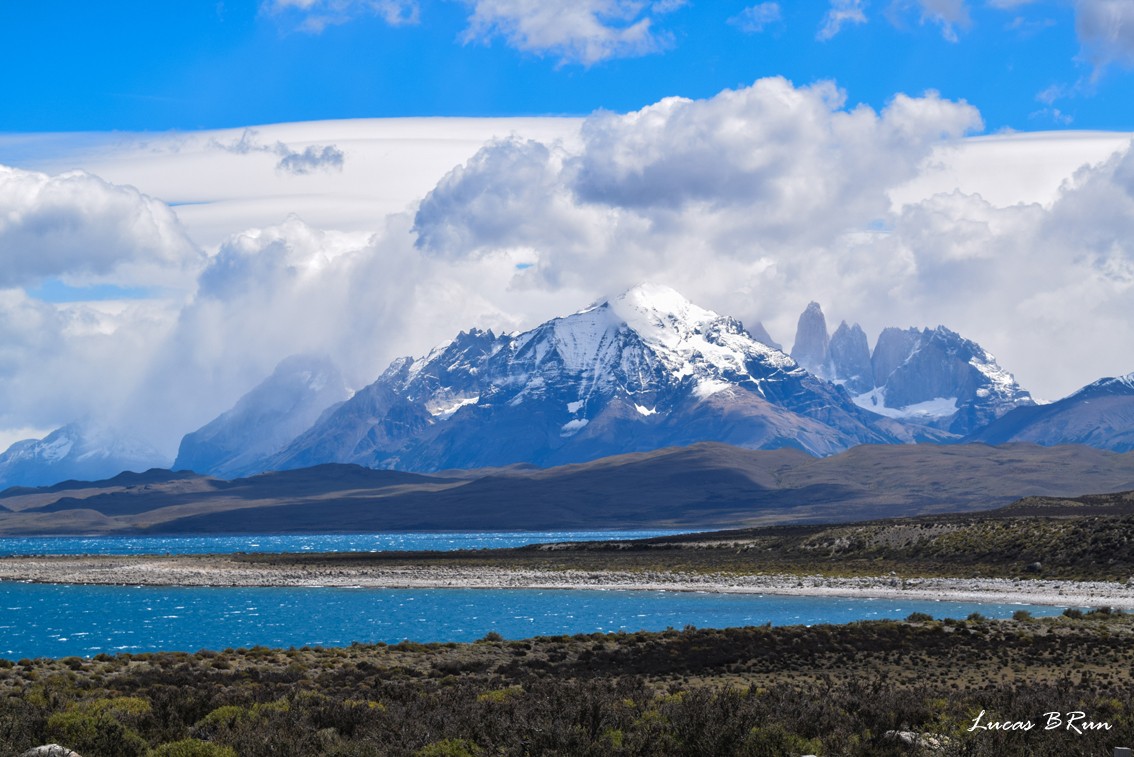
[{"left": 1, "top": 554, "right": 1133, "bottom": 608}]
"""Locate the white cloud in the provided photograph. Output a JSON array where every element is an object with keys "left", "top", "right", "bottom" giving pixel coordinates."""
[
  {"left": 1075, "top": 0, "right": 1134, "bottom": 69},
  {"left": 262, "top": 0, "right": 419, "bottom": 31},
  {"left": 729, "top": 3, "right": 782, "bottom": 34},
  {"left": 416, "top": 78, "right": 982, "bottom": 259},
  {"left": 818, "top": 0, "right": 868, "bottom": 40},
  {"left": 0, "top": 288, "right": 180, "bottom": 446},
  {"left": 461, "top": 0, "right": 684, "bottom": 65},
  {"left": 0, "top": 165, "right": 201, "bottom": 289}
]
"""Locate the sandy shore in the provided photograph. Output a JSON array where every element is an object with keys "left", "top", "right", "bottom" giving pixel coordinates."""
[{"left": 2, "top": 554, "right": 1133, "bottom": 608}]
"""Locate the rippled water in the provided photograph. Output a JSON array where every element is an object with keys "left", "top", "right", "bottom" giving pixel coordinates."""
[
  {"left": 0, "top": 581, "right": 1061, "bottom": 660},
  {"left": 0, "top": 531, "right": 689, "bottom": 556}
]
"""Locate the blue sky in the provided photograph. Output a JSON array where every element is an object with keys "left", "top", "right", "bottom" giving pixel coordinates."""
[{"left": 1, "top": 1, "right": 1131, "bottom": 133}]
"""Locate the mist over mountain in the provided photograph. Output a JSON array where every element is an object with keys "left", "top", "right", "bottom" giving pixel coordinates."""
[
  {"left": 5, "top": 285, "right": 1126, "bottom": 489},
  {"left": 173, "top": 354, "right": 352, "bottom": 478},
  {"left": 0, "top": 422, "right": 169, "bottom": 490}
]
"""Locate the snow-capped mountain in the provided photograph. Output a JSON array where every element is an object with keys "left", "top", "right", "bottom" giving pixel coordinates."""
[
  {"left": 264, "top": 283, "right": 904, "bottom": 473},
  {"left": 791, "top": 302, "right": 1035, "bottom": 437},
  {"left": 173, "top": 354, "right": 352, "bottom": 478},
  {"left": 969, "top": 373, "right": 1134, "bottom": 452},
  {"left": 0, "top": 422, "right": 169, "bottom": 490},
  {"left": 855, "top": 326, "right": 1034, "bottom": 435}
]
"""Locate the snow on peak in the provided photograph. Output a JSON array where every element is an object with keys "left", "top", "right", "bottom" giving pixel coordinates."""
[
  {"left": 609, "top": 282, "right": 720, "bottom": 327},
  {"left": 581, "top": 283, "right": 796, "bottom": 396}
]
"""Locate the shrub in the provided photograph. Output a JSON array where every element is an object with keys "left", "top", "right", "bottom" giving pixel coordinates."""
[
  {"left": 1012, "top": 610, "right": 1034, "bottom": 622},
  {"left": 150, "top": 739, "right": 238, "bottom": 757},
  {"left": 906, "top": 612, "right": 934, "bottom": 623},
  {"left": 45, "top": 708, "right": 148, "bottom": 757}
]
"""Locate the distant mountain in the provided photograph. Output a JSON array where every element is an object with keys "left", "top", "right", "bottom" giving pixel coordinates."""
[
  {"left": 828, "top": 321, "right": 873, "bottom": 395},
  {"left": 969, "top": 374, "right": 1134, "bottom": 452},
  {"left": 2, "top": 442, "right": 1132, "bottom": 533},
  {"left": 791, "top": 301, "right": 1035, "bottom": 436},
  {"left": 0, "top": 422, "right": 169, "bottom": 490},
  {"left": 174, "top": 354, "right": 351, "bottom": 478},
  {"left": 789, "top": 301, "right": 833, "bottom": 379},
  {"left": 855, "top": 325, "right": 1035, "bottom": 435},
  {"left": 268, "top": 283, "right": 904, "bottom": 472}
]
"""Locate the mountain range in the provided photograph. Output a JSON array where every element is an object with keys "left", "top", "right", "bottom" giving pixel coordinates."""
[{"left": 2, "top": 284, "right": 1130, "bottom": 489}]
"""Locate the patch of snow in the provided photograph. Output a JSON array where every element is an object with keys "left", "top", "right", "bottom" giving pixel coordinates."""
[
  {"left": 567, "top": 400, "right": 584, "bottom": 413},
  {"left": 634, "top": 404, "right": 657, "bottom": 416},
  {"left": 426, "top": 394, "right": 480, "bottom": 420},
  {"left": 560, "top": 418, "right": 589, "bottom": 437},
  {"left": 39, "top": 436, "right": 74, "bottom": 462},
  {"left": 968, "top": 352, "right": 1020, "bottom": 399},
  {"left": 693, "top": 379, "right": 732, "bottom": 400},
  {"left": 854, "top": 389, "right": 958, "bottom": 420}
]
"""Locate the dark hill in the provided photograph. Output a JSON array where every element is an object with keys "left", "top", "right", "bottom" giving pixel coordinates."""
[{"left": 0, "top": 442, "right": 1131, "bottom": 534}]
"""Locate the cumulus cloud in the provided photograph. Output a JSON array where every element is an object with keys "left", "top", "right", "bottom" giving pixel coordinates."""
[
  {"left": 212, "top": 130, "right": 345, "bottom": 175},
  {"left": 729, "top": 3, "right": 782, "bottom": 34},
  {"left": 262, "top": 0, "right": 419, "bottom": 31},
  {"left": 415, "top": 78, "right": 982, "bottom": 264},
  {"left": 0, "top": 165, "right": 201, "bottom": 288},
  {"left": 1075, "top": 0, "right": 1134, "bottom": 69},
  {"left": 461, "top": 0, "right": 684, "bottom": 65},
  {"left": 818, "top": 0, "right": 868, "bottom": 40}
]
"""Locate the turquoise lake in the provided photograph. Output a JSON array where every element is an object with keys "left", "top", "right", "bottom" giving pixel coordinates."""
[
  {"left": 0, "top": 531, "right": 687, "bottom": 556},
  {"left": 0, "top": 532, "right": 1068, "bottom": 660},
  {"left": 0, "top": 581, "right": 1062, "bottom": 661}
]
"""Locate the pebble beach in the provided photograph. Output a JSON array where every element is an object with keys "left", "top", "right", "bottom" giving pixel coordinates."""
[{"left": 1, "top": 554, "right": 1132, "bottom": 609}]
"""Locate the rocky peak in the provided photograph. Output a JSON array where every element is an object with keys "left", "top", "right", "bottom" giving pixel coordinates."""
[
  {"left": 790, "top": 301, "right": 832, "bottom": 378},
  {"left": 829, "top": 321, "right": 874, "bottom": 395}
]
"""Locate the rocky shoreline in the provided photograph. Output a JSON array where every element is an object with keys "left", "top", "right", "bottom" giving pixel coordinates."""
[{"left": 1, "top": 554, "right": 1132, "bottom": 608}]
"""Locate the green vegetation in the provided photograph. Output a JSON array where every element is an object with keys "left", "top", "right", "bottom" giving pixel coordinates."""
[
  {"left": 231, "top": 508, "right": 1134, "bottom": 581},
  {"left": 3, "top": 615, "right": 1134, "bottom": 756}
]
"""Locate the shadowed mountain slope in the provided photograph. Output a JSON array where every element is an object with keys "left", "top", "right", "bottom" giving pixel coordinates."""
[{"left": 1, "top": 442, "right": 1132, "bottom": 534}]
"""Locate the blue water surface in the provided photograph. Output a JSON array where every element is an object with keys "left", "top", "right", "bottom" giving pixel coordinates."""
[
  {"left": 0, "top": 531, "right": 689, "bottom": 556},
  {"left": 0, "top": 582, "right": 1063, "bottom": 660}
]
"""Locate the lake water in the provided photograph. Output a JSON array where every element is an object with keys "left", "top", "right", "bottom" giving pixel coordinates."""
[
  {"left": 0, "top": 581, "right": 1062, "bottom": 661},
  {"left": 0, "top": 531, "right": 688, "bottom": 556}
]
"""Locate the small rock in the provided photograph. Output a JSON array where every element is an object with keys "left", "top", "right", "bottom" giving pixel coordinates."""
[
  {"left": 1026, "top": 562, "right": 1043, "bottom": 573},
  {"left": 21, "top": 746, "right": 83, "bottom": 757},
  {"left": 883, "top": 730, "right": 951, "bottom": 752}
]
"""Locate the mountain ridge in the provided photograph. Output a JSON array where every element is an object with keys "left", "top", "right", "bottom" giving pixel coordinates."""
[{"left": 1, "top": 441, "right": 1131, "bottom": 534}]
